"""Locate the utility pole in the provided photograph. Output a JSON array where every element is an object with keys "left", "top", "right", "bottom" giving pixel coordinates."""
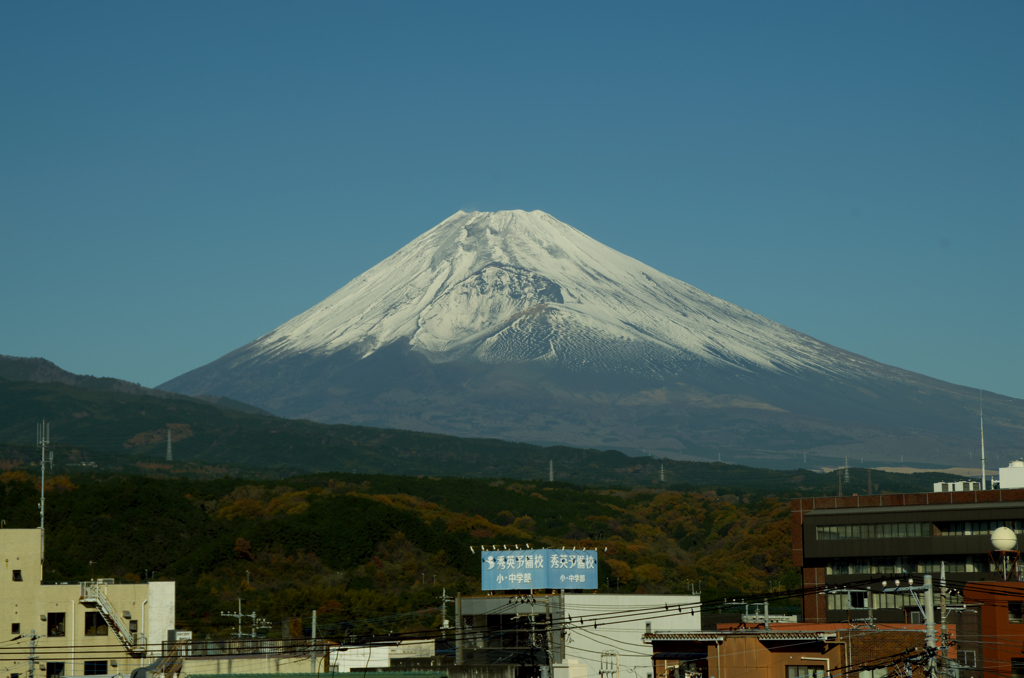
[
  {"left": 310, "top": 609, "right": 319, "bottom": 672},
  {"left": 939, "top": 562, "right": 948, "bottom": 677},
  {"left": 545, "top": 596, "right": 554, "bottom": 678},
  {"left": 221, "top": 598, "right": 270, "bottom": 638},
  {"left": 37, "top": 421, "right": 50, "bottom": 571},
  {"left": 439, "top": 589, "right": 453, "bottom": 637},
  {"left": 28, "top": 630, "right": 39, "bottom": 678},
  {"left": 882, "top": 575, "right": 937, "bottom": 678},
  {"left": 925, "top": 574, "right": 936, "bottom": 678}
]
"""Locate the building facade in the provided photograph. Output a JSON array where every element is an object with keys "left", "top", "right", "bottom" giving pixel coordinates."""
[
  {"left": 645, "top": 624, "right": 951, "bottom": 678},
  {"left": 1, "top": 528, "right": 176, "bottom": 678},
  {"left": 963, "top": 580, "right": 1024, "bottom": 678},
  {"left": 790, "top": 488, "right": 1024, "bottom": 624},
  {"left": 456, "top": 593, "right": 701, "bottom": 678}
]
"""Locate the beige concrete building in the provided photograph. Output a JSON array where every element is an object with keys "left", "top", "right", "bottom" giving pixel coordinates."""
[{"left": 1, "top": 528, "right": 175, "bottom": 678}]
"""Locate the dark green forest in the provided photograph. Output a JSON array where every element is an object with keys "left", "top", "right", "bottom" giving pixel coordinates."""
[
  {"left": 2, "top": 471, "right": 805, "bottom": 639},
  {"left": 0, "top": 367, "right": 963, "bottom": 640}
]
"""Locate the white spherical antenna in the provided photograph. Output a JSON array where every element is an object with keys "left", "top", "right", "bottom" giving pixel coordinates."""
[{"left": 991, "top": 526, "right": 1018, "bottom": 551}]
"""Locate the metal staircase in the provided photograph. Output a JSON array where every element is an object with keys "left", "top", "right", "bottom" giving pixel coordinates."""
[
  {"left": 152, "top": 640, "right": 187, "bottom": 677},
  {"left": 80, "top": 581, "right": 142, "bottom": 655}
]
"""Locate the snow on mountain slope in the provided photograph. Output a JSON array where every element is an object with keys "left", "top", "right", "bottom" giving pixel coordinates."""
[
  {"left": 247, "top": 210, "right": 875, "bottom": 380},
  {"left": 159, "top": 209, "right": 1024, "bottom": 465}
]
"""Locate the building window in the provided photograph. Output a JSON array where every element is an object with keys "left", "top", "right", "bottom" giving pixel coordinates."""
[
  {"left": 1009, "top": 602, "right": 1024, "bottom": 623},
  {"left": 11, "top": 623, "right": 20, "bottom": 635},
  {"left": 83, "top": 662, "right": 107, "bottom": 676},
  {"left": 816, "top": 522, "right": 931, "bottom": 540},
  {"left": 84, "top": 612, "right": 108, "bottom": 636},
  {"left": 787, "top": 667, "right": 825, "bottom": 678},
  {"left": 959, "top": 651, "right": 976, "bottom": 668},
  {"left": 1012, "top": 659, "right": 1024, "bottom": 678},
  {"left": 12, "top": 570, "right": 22, "bottom": 582},
  {"left": 47, "top": 613, "right": 65, "bottom": 637},
  {"left": 45, "top": 663, "right": 64, "bottom": 678}
]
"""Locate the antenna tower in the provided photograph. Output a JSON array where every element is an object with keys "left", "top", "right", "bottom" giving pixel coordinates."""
[
  {"left": 37, "top": 421, "right": 50, "bottom": 568},
  {"left": 660, "top": 464, "right": 665, "bottom": 483},
  {"left": 548, "top": 460, "right": 553, "bottom": 483},
  {"left": 166, "top": 428, "right": 172, "bottom": 462},
  {"left": 980, "top": 390, "right": 987, "bottom": 490}
]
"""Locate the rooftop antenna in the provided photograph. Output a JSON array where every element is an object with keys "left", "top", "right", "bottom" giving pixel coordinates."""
[
  {"left": 37, "top": 420, "right": 50, "bottom": 570},
  {"left": 980, "top": 390, "right": 987, "bottom": 491}
]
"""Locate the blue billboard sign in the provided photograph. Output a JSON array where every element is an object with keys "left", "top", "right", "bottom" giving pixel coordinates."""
[{"left": 480, "top": 549, "right": 598, "bottom": 590}]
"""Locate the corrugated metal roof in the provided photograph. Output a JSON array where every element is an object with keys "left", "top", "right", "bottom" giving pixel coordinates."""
[
  {"left": 645, "top": 632, "right": 836, "bottom": 642},
  {"left": 644, "top": 633, "right": 725, "bottom": 642}
]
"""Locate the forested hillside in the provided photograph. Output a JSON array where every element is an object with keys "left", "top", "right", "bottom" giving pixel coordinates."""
[
  {"left": 0, "top": 471, "right": 798, "bottom": 639},
  {"left": 0, "top": 375, "right": 954, "bottom": 493}
]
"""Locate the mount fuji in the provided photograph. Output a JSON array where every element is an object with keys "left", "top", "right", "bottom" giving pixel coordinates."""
[{"left": 161, "top": 210, "right": 1023, "bottom": 468}]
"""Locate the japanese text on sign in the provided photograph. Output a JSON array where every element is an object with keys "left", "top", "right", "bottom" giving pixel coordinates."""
[{"left": 480, "top": 549, "right": 598, "bottom": 590}]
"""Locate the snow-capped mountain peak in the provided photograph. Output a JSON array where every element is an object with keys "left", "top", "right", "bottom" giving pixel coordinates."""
[
  {"left": 160, "top": 209, "right": 1024, "bottom": 466},
  {"left": 246, "top": 210, "right": 854, "bottom": 380}
]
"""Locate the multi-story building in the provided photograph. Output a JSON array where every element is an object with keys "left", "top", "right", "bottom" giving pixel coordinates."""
[
  {"left": 1, "top": 528, "right": 176, "bottom": 678},
  {"left": 790, "top": 486, "right": 1024, "bottom": 625},
  {"left": 455, "top": 593, "right": 702, "bottom": 678}
]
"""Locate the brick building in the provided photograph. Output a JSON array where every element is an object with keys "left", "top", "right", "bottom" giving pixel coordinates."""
[
  {"left": 790, "top": 488, "right": 1024, "bottom": 624},
  {"left": 644, "top": 624, "right": 952, "bottom": 678},
  {"left": 963, "top": 580, "right": 1024, "bottom": 678}
]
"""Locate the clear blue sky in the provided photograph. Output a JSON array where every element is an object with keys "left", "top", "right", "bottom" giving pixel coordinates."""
[{"left": 2, "top": 1, "right": 1022, "bottom": 399}]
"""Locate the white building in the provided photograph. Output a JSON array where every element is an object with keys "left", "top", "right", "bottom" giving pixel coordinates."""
[
  {"left": 998, "top": 460, "right": 1024, "bottom": 490},
  {"left": 0, "top": 528, "right": 175, "bottom": 678},
  {"left": 457, "top": 593, "right": 701, "bottom": 678},
  {"left": 932, "top": 480, "right": 983, "bottom": 492}
]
